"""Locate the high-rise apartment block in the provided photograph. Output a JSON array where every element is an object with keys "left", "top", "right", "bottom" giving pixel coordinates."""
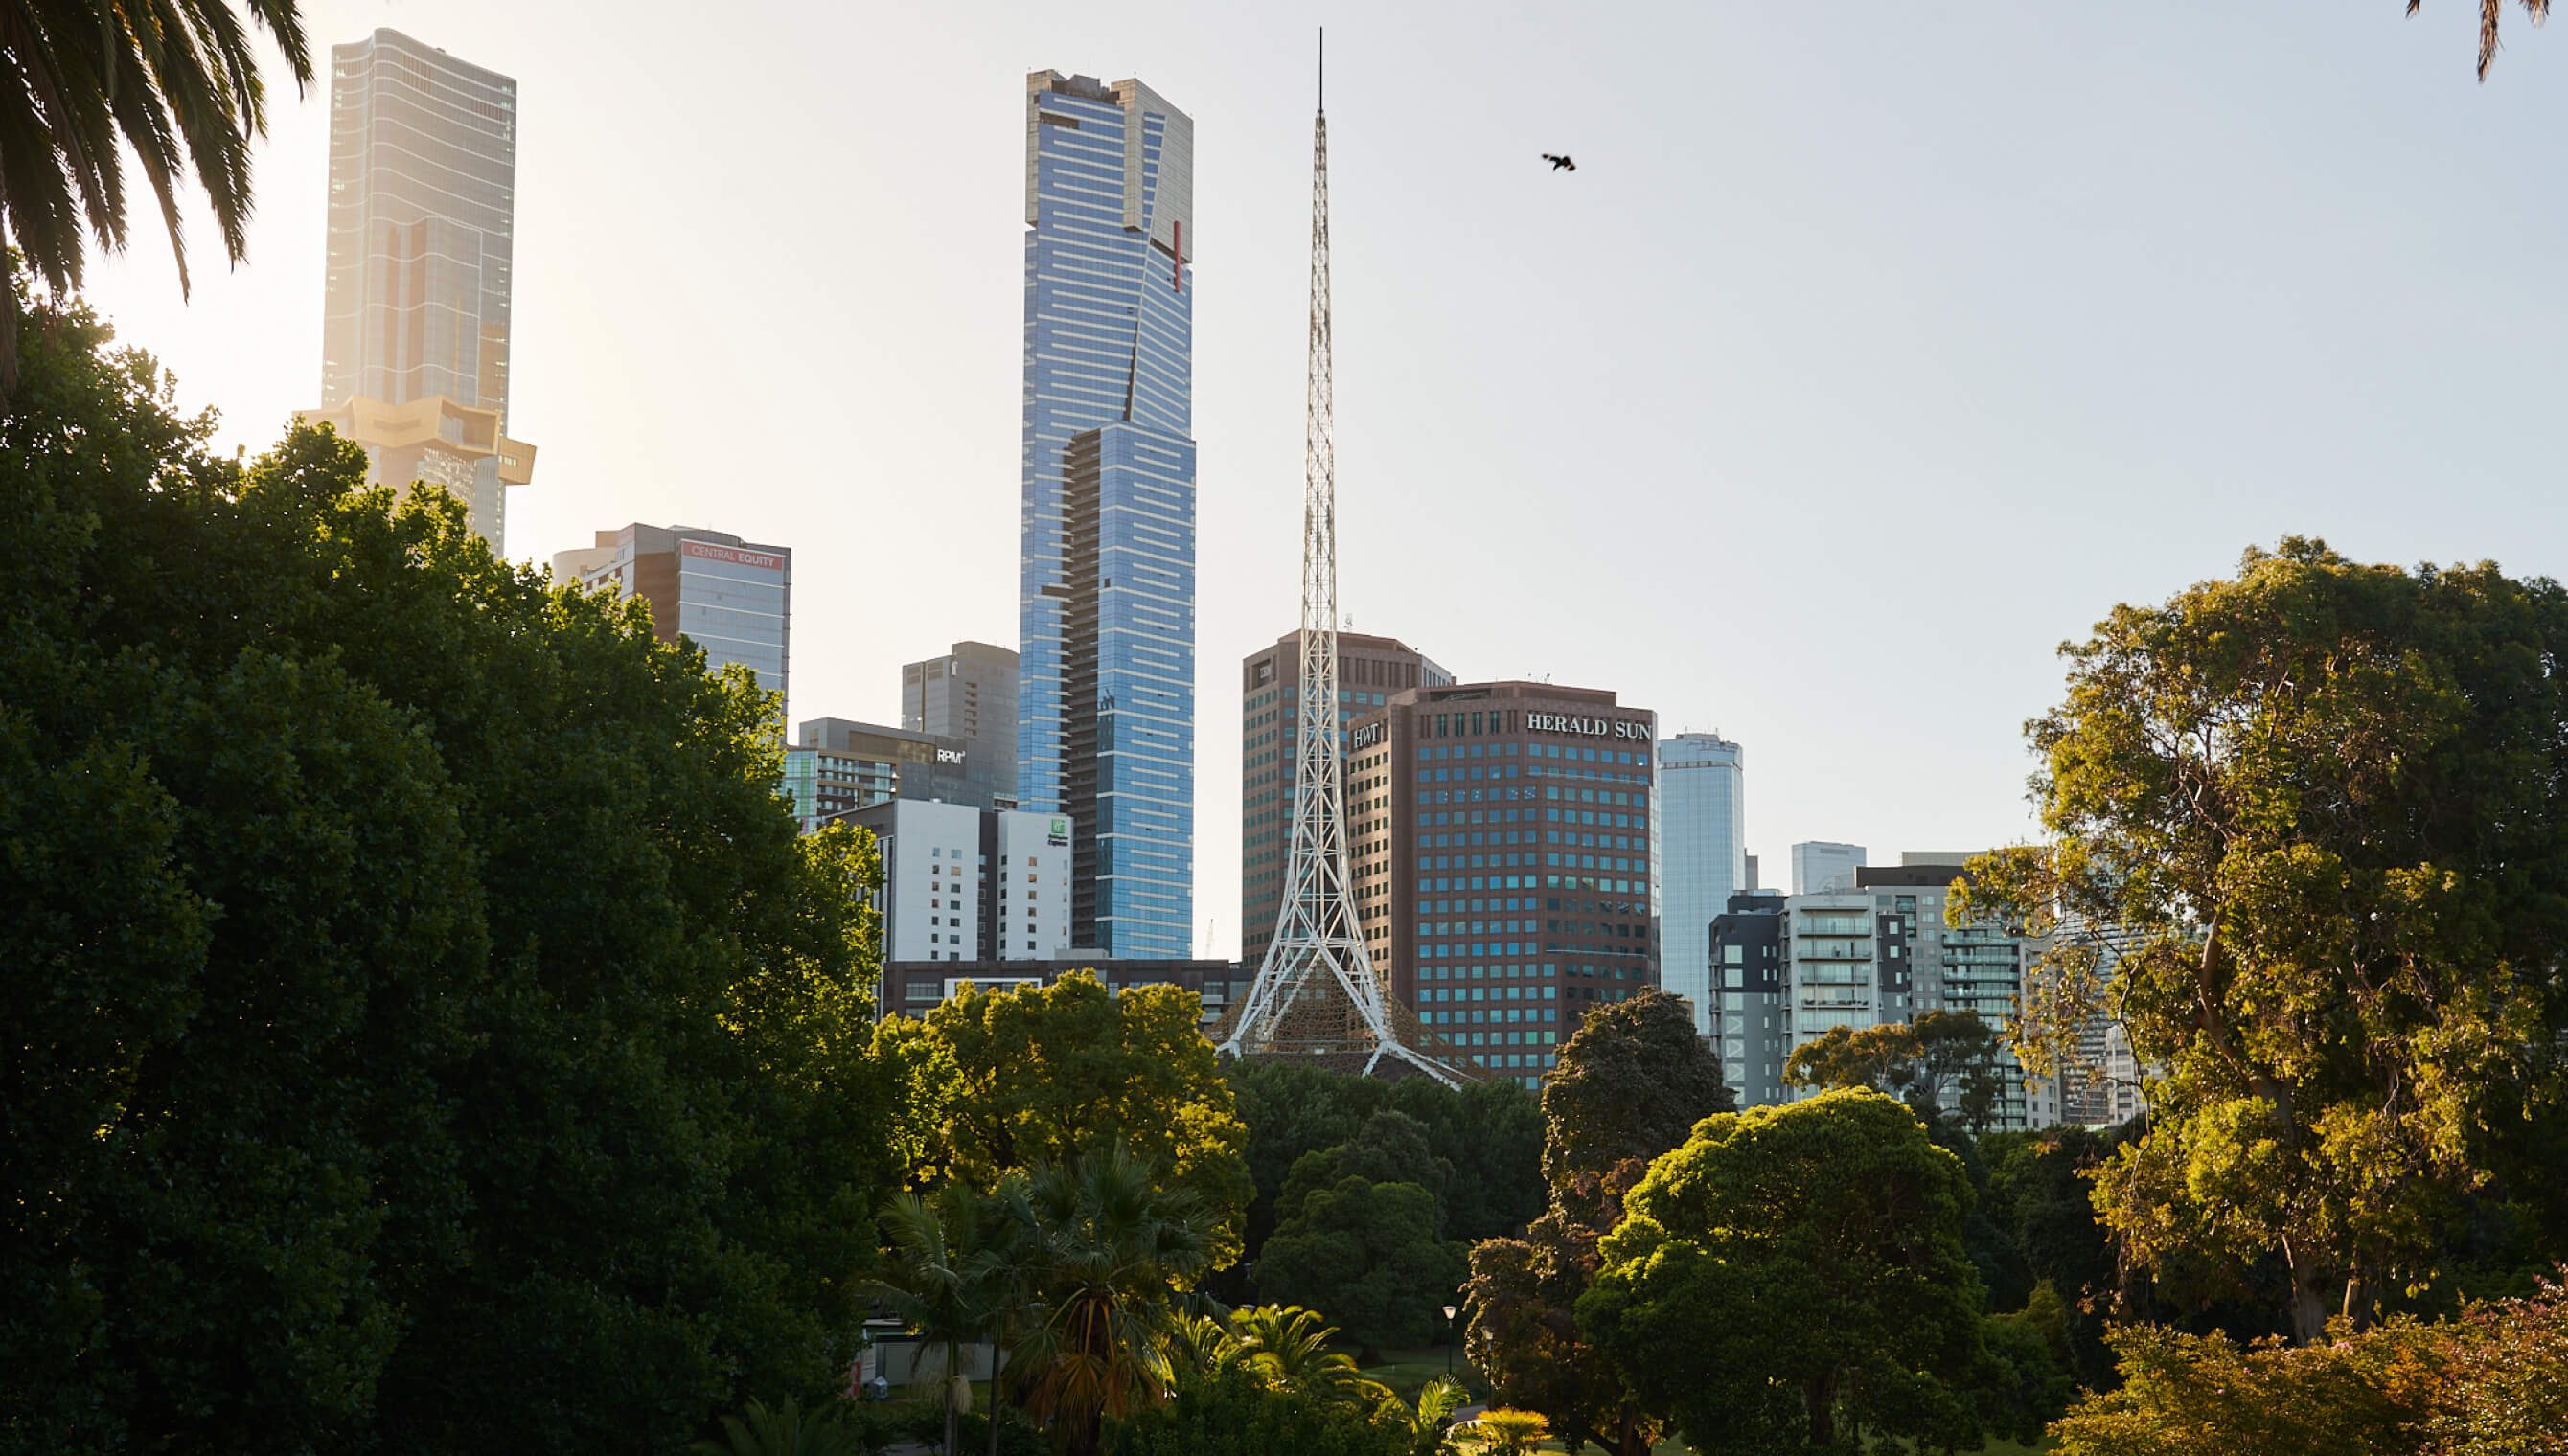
[
  {"left": 1340, "top": 682, "right": 1661, "bottom": 1089},
  {"left": 904, "top": 643, "right": 1019, "bottom": 810},
  {"left": 1657, "top": 732, "right": 1745, "bottom": 1036},
  {"left": 1239, "top": 630, "right": 1453, "bottom": 969},
  {"left": 850, "top": 800, "right": 1075, "bottom": 964},
  {"left": 1708, "top": 855, "right": 2065, "bottom": 1129},
  {"left": 553, "top": 525, "right": 791, "bottom": 706},
  {"left": 1017, "top": 71, "right": 1198, "bottom": 960},
  {"left": 306, "top": 30, "right": 534, "bottom": 552}
]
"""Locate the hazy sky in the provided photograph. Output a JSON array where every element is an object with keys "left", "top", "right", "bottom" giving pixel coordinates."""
[{"left": 80, "top": 1, "right": 2568, "bottom": 957}]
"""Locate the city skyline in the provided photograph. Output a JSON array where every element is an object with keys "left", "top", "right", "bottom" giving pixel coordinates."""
[{"left": 75, "top": 1, "right": 2568, "bottom": 959}]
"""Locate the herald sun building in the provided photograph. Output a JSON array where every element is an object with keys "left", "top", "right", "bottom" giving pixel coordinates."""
[{"left": 1345, "top": 681, "right": 1661, "bottom": 1086}]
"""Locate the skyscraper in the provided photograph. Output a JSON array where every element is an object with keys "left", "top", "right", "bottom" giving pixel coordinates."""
[
  {"left": 309, "top": 30, "right": 533, "bottom": 552},
  {"left": 1018, "top": 72, "right": 1197, "bottom": 959},
  {"left": 552, "top": 524, "right": 790, "bottom": 708},
  {"left": 904, "top": 642, "right": 1020, "bottom": 809},
  {"left": 1239, "top": 630, "right": 1452, "bottom": 971},
  {"left": 1657, "top": 732, "right": 1746, "bottom": 1035},
  {"left": 1791, "top": 841, "right": 1868, "bottom": 896}
]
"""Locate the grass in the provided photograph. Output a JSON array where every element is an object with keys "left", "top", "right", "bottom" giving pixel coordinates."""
[{"left": 1352, "top": 1345, "right": 1489, "bottom": 1406}]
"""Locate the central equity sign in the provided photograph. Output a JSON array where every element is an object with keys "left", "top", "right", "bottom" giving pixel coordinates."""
[
  {"left": 1526, "top": 712, "right": 1650, "bottom": 740},
  {"left": 680, "top": 539, "right": 788, "bottom": 574}
]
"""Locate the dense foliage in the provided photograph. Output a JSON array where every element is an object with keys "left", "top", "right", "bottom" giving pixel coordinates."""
[
  {"left": 1962, "top": 539, "right": 2568, "bottom": 1342},
  {"left": 1106, "top": 1305, "right": 1462, "bottom": 1456},
  {"left": 1460, "top": 989, "right": 1729, "bottom": 1456},
  {"left": 1580, "top": 1090, "right": 1998, "bottom": 1454},
  {"left": 1783, "top": 1009, "right": 2006, "bottom": 1134},
  {"left": 0, "top": 306, "right": 891, "bottom": 1453},
  {"left": 883, "top": 973, "right": 1253, "bottom": 1270}
]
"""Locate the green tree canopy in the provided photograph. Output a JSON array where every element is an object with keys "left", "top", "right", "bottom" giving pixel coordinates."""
[
  {"left": 1276, "top": 1109, "right": 1453, "bottom": 1235},
  {"left": 1537, "top": 988, "right": 1731, "bottom": 1215},
  {"left": 1783, "top": 1010, "right": 2006, "bottom": 1134},
  {"left": 0, "top": 303, "right": 891, "bottom": 1454},
  {"left": 1961, "top": 538, "right": 2568, "bottom": 1342},
  {"left": 1257, "top": 1176, "right": 1469, "bottom": 1354},
  {"left": 1579, "top": 1089, "right": 1991, "bottom": 1455},
  {"left": 903, "top": 972, "right": 1253, "bottom": 1271}
]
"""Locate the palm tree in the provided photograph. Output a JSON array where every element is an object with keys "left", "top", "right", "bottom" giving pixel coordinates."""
[
  {"left": 860, "top": 1181, "right": 1002, "bottom": 1456},
  {"left": 2412, "top": 0, "right": 2550, "bottom": 79},
  {"left": 973, "top": 1172, "right": 1044, "bottom": 1456},
  {"left": 1227, "top": 1304, "right": 1390, "bottom": 1410},
  {"left": 1456, "top": 1408, "right": 1551, "bottom": 1456},
  {"left": 689, "top": 1396, "right": 863, "bottom": 1456},
  {"left": 1012, "top": 1150, "right": 1214, "bottom": 1456},
  {"left": 0, "top": 0, "right": 312, "bottom": 396}
]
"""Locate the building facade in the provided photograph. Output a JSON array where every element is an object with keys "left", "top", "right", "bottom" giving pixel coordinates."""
[
  {"left": 1016, "top": 71, "right": 1198, "bottom": 960},
  {"left": 1341, "top": 681, "right": 1660, "bottom": 1088},
  {"left": 1708, "top": 857, "right": 2064, "bottom": 1130},
  {"left": 310, "top": 29, "right": 533, "bottom": 552},
  {"left": 850, "top": 800, "right": 1076, "bottom": 965},
  {"left": 1239, "top": 630, "right": 1453, "bottom": 971},
  {"left": 904, "top": 642, "right": 1020, "bottom": 809},
  {"left": 554, "top": 525, "right": 791, "bottom": 708},
  {"left": 1657, "top": 732, "right": 1746, "bottom": 1036},
  {"left": 1790, "top": 841, "right": 1868, "bottom": 896},
  {"left": 784, "top": 717, "right": 1010, "bottom": 830},
  {"left": 881, "top": 959, "right": 1240, "bottom": 1031}
]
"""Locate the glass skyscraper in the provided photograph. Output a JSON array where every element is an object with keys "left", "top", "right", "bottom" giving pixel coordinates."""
[
  {"left": 1018, "top": 72, "right": 1197, "bottom": 959},
  {"left": 1658, "top": 732, "right": 1746, "bottom": 1035},
  {"left": 313, "top": 29, "right": 530, "bottom": 551}
]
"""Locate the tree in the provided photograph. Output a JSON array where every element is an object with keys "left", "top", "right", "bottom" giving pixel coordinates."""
[
  {"left": 1460, "top": 989, "right": 1726, "bottom": 1456},
  {"left": 924, "top": 973, "right": 1254, "bottom": 1270},
  {"left": 2410, "top": 0, "right": 2551, "bottom": 80},
  {"left": 1579, "top": 1089, "right": 1990, "bottom": 1455},
  {"left": 861, "top": 1183, "right": 1009, "bottom": 1456},
  {"left": 690, "top": 1398, "right": 864, "bottom": 1456},
  {"left": 1783, "top": 1010, "right": 2006, "bottom": 1133},
  {"left": 1012, "top": 1150, "right": 1214, "bottom": 1456},
  {"left": 1227, "top": 1062, "right": 1542, "bottom": 1266},
  {"left": 1257, "top": 1177, "right": 1469, "bottom": 1354},
  {"left": 1120, "top": 1306, "right": 1462, "bottom": 1456},
  {"left": 1456, "top": 1409, "right": 1549, "bottom": 1456},
  {"left": 1538, "top": 988, "right": 1732, "bottom": 1217},
  {"left": 1276, "top": 1109, "right": 1452, "bottom": 1234},
  {"left": 0, "top": 301, "right": 894, "bottom": 1453},
  {"left": 1960, "top": 539, "right": 2568, "bottom": 1342},
  {"left": 0, "top": 0, "right": 312, "bottom": 394}
]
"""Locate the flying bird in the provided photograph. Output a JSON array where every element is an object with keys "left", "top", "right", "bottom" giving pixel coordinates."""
[{"left": 1542, "top": 152, "right": 1575, "bottom": 171}]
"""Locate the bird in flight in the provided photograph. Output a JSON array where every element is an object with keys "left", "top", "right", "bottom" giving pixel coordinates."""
[{"left": 1542, "top": 152, "right": 1576, "bottom": 171}]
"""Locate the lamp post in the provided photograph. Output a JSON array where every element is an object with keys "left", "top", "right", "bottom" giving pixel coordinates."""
[{"left": 1442, "top": 1304, "right": 1459, "bottom": 1376}]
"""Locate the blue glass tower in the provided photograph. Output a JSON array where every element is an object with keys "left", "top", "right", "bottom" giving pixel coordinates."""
[{"left": 1019, "top": 72, "right": 1197, "bottom": 958}]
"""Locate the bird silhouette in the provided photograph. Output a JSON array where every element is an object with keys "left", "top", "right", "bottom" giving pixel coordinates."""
[{"left": 1542, "top": 153, "right": 1576, "bottom": 171}]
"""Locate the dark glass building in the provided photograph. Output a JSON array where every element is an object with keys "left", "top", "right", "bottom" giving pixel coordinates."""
[{"left": 1346, "top": 682, "right": 1661, "bottom": 1086}]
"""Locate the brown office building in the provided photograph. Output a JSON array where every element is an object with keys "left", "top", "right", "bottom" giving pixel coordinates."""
[
  {"left": 1239, "top": 630, "right": 1452, "bottom": 970},
  {"left": 1345, "top": 681, "right": 1660, "bottom": 1085}
]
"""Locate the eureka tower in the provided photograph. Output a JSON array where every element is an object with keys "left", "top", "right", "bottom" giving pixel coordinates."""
[{"left": 1018, "top": 72, "right": 1197, "bottom": 959}]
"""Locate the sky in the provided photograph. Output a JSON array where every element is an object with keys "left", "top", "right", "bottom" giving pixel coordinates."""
[{"left": 78, "top": 1, "right": 2568, "bottom": 958}]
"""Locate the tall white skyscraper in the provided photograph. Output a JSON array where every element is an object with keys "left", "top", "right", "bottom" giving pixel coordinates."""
[
  {"left": 1657, "top": 733, "right": 1745, "bottom": 1035},
  {"left": 306, "top": 29, "right": 533, "bottom": 552}
]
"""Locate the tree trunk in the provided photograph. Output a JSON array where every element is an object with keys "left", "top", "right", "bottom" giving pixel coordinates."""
[
  {"left": 2282, "top": 1237, "right": 2330, "bottom": 1345},
  {"left": 1805, "top": 1367, "right": 1838, "bottom": 1446},
  {"left": 2343, "top": 1247, "right": 2379, "bottom": 1334},
  {"left": 987, "top": 1343, "right": 1004, "bottom": 1456}
]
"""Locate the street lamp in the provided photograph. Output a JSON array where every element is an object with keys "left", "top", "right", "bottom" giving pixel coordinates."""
[{"left": 1442, "top": 1304, "right": 1459, "bottom": 1375}]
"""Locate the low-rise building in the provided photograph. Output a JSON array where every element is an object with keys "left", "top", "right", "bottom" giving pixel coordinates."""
[{"left": 847, "top": 800, "right": 1075, "bottom": 965}]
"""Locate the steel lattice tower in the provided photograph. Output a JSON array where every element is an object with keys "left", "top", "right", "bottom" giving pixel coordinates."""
[{"left": 1217, "top": 42, "right": 1469, "bottom": 1086}]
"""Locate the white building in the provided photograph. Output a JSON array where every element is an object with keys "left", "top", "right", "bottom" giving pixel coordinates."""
[
  {"left": 850, "top": 800, "right": 1075, "bottom": 965},
  {"left": 1656, "top": 733, "right": 1746, "bottom": 1036},
  {"left": 1790, "top": 841, "right": 1868, "bottom": 896}
]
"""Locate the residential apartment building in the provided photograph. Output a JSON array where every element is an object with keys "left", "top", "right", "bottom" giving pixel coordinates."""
[
  {"left": 880, "top": 959, "right": 1241, "bottom": 1031},
  {"left": 903, "top": 642, "right": 1020, "bottom": 808},
  {"left": 307, "top": 29, "right": 533, "bottom": 551},
  {"left": 848, "top": 799, "right": 1076, "bottom": 965},
  {"left": 1341, "top": 681, "right": 1660, "bottom": 1089},
  {"left": 1790, "top": 841, "right": 1868, "bottom": 896},
  {"left": 1708, "top": 856, "right": 2064, "bottom": 1130},
  {"left": 1239, "top": 630, "right": 1453, "bottom": 969},
  {"left": 1017, "top": 70, "right": 1198, "bottom": 959},
  {"left": 1657, "top": 732, "right": 1746, "bottom": 1036}
]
